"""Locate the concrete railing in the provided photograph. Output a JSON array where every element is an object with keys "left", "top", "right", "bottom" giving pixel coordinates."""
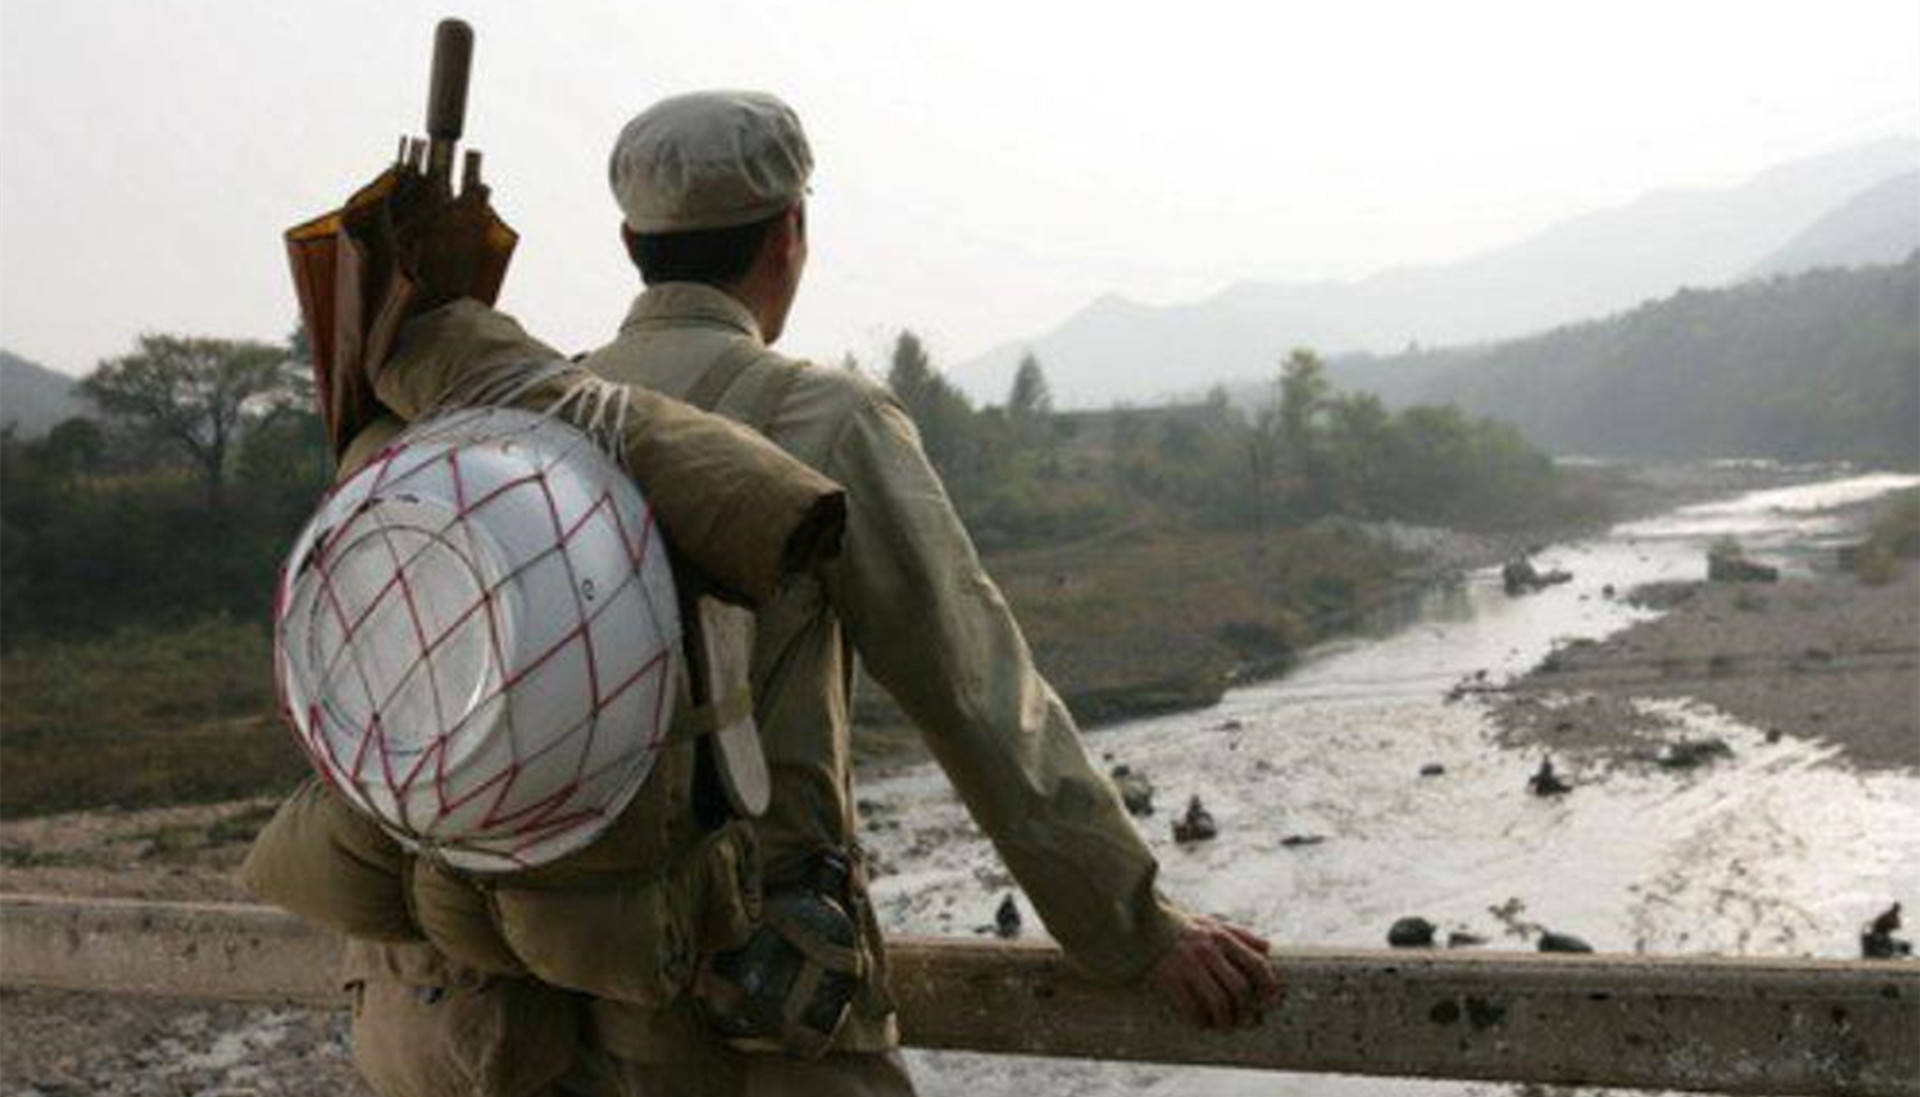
[{"left": 2, "top": 893, "right": 1915, "bottom": 1096}]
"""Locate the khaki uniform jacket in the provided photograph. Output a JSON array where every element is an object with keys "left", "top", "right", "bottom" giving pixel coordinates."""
[{"left": 580, "top": 284, "right": 1187, "bottom": 1052}]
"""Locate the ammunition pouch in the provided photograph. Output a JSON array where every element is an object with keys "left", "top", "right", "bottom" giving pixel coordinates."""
[{"left": 694, "top": 851, "right": 867, "bottom": 1058}]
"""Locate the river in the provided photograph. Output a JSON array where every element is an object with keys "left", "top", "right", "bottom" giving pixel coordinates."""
[{"left": 861, "top": 468, "right": 1920, "bottom": 1097}]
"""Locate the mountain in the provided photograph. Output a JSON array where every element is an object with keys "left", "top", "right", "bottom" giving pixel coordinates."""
[
  {"left": 954, "top": 137, "right": 1920, "bottom": 408},
  {"left": 1745, "top": 171, "right": 1920, "bottom": 278},
  {"left": 1332, "top": 256, "right": 1919, "bottom": 465},
  {"left": 0, "top": 350, "right": 89, "bottom": 439}
]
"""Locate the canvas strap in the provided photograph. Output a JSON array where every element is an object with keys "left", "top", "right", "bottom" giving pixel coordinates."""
[
  {"left": 683, "top": 341, "right": 800, "bottom": 433},
  {"left": 663, "top": 686, "right": 755, "bottom": 745}
]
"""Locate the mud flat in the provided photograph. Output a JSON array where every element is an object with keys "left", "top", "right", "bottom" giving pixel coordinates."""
[
  {"left": 1491, "top": 567, "right": 1919, "bottom": 773},
  {"left": 0, "top": 987, "right": 365, "bottom": 1097},
  {"left": 0, "top": 801, "right": 360, "bottom": 1097}
]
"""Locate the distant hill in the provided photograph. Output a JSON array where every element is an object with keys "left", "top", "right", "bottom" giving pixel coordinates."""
[
  {"left": 1330, "top": 256, "right": 1920, "bottom": 465},
  {"left": 1746, "top": 171, "right": 1920, "bottom": 278},
  {"left": 954, "top": 137, "right": 1920, "bottom": 408},
  {"left": 0, "top": 350, "right": 89, "bottom": 439}
]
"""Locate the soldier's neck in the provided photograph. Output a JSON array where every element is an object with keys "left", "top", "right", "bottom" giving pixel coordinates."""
[{"left": 723, "top": 274, "right": 793, "bottom": 346}]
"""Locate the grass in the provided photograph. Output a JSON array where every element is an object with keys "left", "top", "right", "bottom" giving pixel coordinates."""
[
  {"left": 2, "top": 523, "right": 1413, "bottom": 814},
  {"left": 0, "top": 616, "right": 310, "bottom": 819},
  {"left": 851, "top": 520, "right": 1409, "bottom": 757}
]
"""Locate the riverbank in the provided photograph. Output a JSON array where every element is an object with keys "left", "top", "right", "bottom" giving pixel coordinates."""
[
  {"left": 848, "top": 516, "right": 1527, "bottom": 760},
  {"left": 1489, "top": 493, "right": 1919, "bottom": 773},
  {"left": 851, "top": 459, "right": 1848, "bottom": 758}
]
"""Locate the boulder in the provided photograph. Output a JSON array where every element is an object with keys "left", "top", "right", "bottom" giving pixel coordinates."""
[
  {"left": 1528, "top": 757, "right": 1572, "bottom": 797},
  {"left": 1502, "top": 558, "right": 1542, "bottom": 595},
  {"left": 1539, "top": 931, "right": 1594, "bottom": 953},
  {"left": 1171, "top": 795, "right": 1217, "bottom": 844},
  {"left": 994, "top": 894, "right": 1022, "bottom": 939},
  {"left": 1657, "top": 738, "right": 1734, "bottom": 770},
  {"left": 1109, "top": 764, "right": 1155, "bottom": 817},
  {"left": 1862, "top": 902, "right": 1912, "bottom": 959},
  {"left": 1388, "top": 917, "right": 1436, "bottom": 948},
  {"left": 1504, "top": 557, "right": 1574, "bottom": 594},
  {"left": 1707, "top": 551, "right": 1778, "bottom": 583}
]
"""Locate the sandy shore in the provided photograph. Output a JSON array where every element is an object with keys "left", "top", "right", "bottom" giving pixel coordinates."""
[{"left": 1490, "top": 565, "right": 1919, "bottom": 773}]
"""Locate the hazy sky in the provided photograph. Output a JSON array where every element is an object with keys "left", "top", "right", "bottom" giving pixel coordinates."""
[{"left": 2, "top": 0, "right": 1916, "bottom": 380}]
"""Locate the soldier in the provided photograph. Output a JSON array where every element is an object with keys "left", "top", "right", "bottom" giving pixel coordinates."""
[{"left": 572, "top": 90, "right": 1280, "bottom": 1093}]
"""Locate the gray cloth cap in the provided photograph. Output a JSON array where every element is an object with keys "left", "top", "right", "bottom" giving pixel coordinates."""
[{"left": 609, "top": 91, "right": 813, "bottom": 234}]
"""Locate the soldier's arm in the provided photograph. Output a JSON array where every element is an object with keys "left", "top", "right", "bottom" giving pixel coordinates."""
[
  {"left": 370, "top": 300, "right": 844, "bottom": 605},
  {"left": 823, "top": 390, "right": 1200, "bottom": 983}
]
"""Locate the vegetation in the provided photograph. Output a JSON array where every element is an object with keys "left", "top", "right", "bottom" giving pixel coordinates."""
[
  {"left": 1335, "top": 255, "right": 1920, "bottom": 466},
  {"left": 79, "top": 335, "right": 306, "bottom": 510},
  {"left": 1842, "top": 488, "right": 1920, "bottom": 585},
  {"left": 0, "top": 333, "right": 326, "bottom": 817},
  {"left": 1, "top": 325, "right": 1589, "bottom": 817},
  {"left": 1, "top": 342, "right": 325, "bottom": 647},
  {"left": 882, "top": 337, "right": 1588, "bottom": 552},
  {"left": 0, "top": 616, "right": 300, "bottom": 819}
]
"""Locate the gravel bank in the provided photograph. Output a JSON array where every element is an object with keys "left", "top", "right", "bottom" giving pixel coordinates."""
[{"left": 1490, "top": 566, "right": 1919, "bottom": 772}]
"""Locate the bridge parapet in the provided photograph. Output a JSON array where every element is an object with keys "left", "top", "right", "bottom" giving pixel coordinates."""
[{"left": 2, "top": 894, "right": 1914, "bottom": 1096}]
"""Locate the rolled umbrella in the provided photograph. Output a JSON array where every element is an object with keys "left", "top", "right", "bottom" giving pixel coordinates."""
[{"left": 284, "top": 18, "right": 517, "bottom": 457}]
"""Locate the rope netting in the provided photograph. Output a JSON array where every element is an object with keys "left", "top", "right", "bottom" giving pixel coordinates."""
[{"left": 277, "top": 406, "right": 681, "bottom": 872}]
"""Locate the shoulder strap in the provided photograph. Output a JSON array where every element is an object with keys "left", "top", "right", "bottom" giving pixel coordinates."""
[
  {"left": 683, "top": 341, "right": 801, "bottom": 434},
  {"left": 683, "top": 342, "right": 765, "bottom": 414},
  {"left": 746, "top": 365, "right": 800, "bottom": 434}
]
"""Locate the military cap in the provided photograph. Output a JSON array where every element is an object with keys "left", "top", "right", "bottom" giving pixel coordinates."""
[{"left": 608, "top": 90, "right": 813, "bottom": 234}]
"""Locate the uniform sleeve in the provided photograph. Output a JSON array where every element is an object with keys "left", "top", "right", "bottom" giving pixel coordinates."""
[{"left": 823, "top": 392, "right": 1188, "bottom": 984}]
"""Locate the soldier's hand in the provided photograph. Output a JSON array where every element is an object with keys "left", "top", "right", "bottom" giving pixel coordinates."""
[{"left": 1145, "top": 915, "right": 1279, "bottom": 1028}]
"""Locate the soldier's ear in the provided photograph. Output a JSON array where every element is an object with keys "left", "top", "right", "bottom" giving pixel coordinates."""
[{"left": 768, "top": 204, "right": 807, "bottom": 274}]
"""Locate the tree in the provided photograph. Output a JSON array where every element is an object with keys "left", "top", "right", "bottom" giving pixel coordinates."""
[
  {"left": 886, "top": 330, "right": 936, "bottom": 406},
  {"left": 1246, "top": 348, "right": 1336, "bottom": 526},
  {"left": 287, "top": 322, "right": 314, "bottom": 371},
  {"left": 38, "top": 417, "right": 107, "bottom": 483},
  {"left": 1277, "top": 348, "right": 1330, "bottom": 467},
  {"left": 1007, "top": 351, "right": 1056, "bottom": 459},
  {"left": 1008, "top": 352, "right": 1052, "bottom": 418},
  {"left": 80, "top": 335, "right": 300, "bottom": 511},
  {"left": 1323, "top": 392, "right": 1392, "bottom": 516}
]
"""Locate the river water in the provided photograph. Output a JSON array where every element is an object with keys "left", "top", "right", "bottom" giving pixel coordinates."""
[{"left": 862, "top": 468, "right": 1920, "bottom": 1097}]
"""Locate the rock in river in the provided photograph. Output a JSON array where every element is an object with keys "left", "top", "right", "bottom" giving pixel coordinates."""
[
  {"left": 1109, "top": 763, "right": 1155, "bottom": 817},
  {"left": 1172, "top": 795, "right": 1217, "bottom": 844},
  {"left": 1388, "top": 916, "right": 1437, "bottom": 947},
  {"left": 995, "top": 894, "right": 1022, "bottom": 939}
]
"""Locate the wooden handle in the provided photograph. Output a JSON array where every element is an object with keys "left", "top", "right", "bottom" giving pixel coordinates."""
[{"left": 425, "top": 19, "right": 473, "bottom": 141}]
